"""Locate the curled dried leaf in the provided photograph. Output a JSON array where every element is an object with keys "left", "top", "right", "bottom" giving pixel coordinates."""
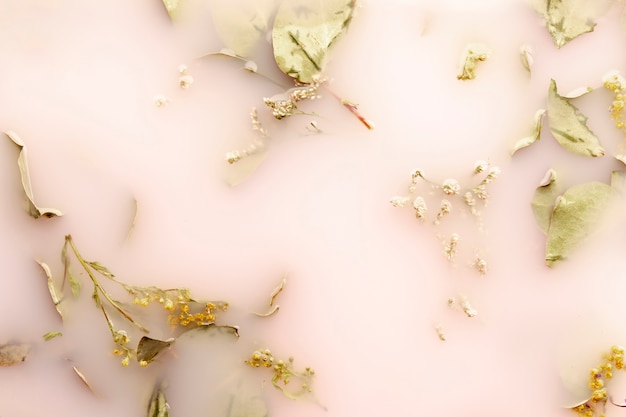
[
  {"left": 36, "top": 259, "right": 64, "bottom": 321},
  {"left": 547, "top": 79, "right": 604, "bottom": 157},
  {"left": 511, "top": 109, "right": 546, "bottom": 155},
  {"left": 5, "top": 131, "right": 62, "bottom": 218},
  {"left": 545, "top": 182, "right": 618, "bottom": 267},
  {"left": 272, "top": 0, "right": 356, "bottom": 83},
  {"left": 520, "top": 44, "right": 534, "bottom": 74},
  {"left": 531, "top": 168, "right": 559, "bottom": 234},
  {"left": 0, "top": 343, "right": 29, "bottom": 366},
  {"left": 161, "top": 0, "right": 181, "bottom": 21},
  {"left": 137, "top": 336, "right": 173, "bottom": 365}
]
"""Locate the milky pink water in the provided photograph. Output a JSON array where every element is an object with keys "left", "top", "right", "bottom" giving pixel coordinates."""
[{"left": 1, "top": 0, "right": 626, "bottom": 416}]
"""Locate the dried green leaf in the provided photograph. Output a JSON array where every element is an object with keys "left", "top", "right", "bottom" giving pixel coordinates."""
[
  {"left": 611, "top": 170, "right": 626, "bottom": 193},
  {"left": 86, "top": 261, "right": 115, "bottom": 278},
  {"left": 535, "top": 0, "right": 610, "bottom": 48},
  {"left": 137, "top": 336, "right": 173, "bottom": 364},
  {"left": 73, "top": 366, "right": 95, "bottom": 393},
  {"left": 148, "top": 383, "right": 169, "bottom": 417},
  {"left": 545, "top": 182, "right": 618, "bottom": 267},
  {"left": 547, "top": 79, "right": 604, "bottom": 157},
  {"left": 272, "top": 0, "right": 356, "bottom": 83},
  {"left": 36, "top": 259, "right": 64, "bottom": 321},
  {"left": 43, "top": 331, "right": 62, "bottom": 341},
  {"left": 511, "top": 109, "right": 546, "bottom": 155},
  {"left": 531, "top": 168, "right": 559, "bottom": 235},
  {"left": 0, "top": 343, "right": 29, "bottom": 366},
  {"left": 62, "top": 241, "right": 81, "bottom": 298},
  {"left": 5, "top": 131, "right": 63, "bottom": 219},
  {"left": 209, "top": 0, "right": 274, "bottom": 57}
]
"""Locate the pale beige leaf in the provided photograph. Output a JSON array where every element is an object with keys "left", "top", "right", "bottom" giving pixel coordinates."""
[
  {"left": 520, "top": 44, "right": 534, "bottom": 74},
  {"left": 161, "top": 0, "right": 181, "bottom": 21},
  {"left": 547, "top": 79, "right": 604, "bottom": 157},
  {"left": 545, "top": 182, "right": 617, "bottom": 267},
  {"left": 148, "top": 383, "right": 169, "bottom": 417},
  {"left": 531, "top": 168, "right": 559, "bottom": 235},
  {"left": 272, "top": 0, "right": 356, "bottom": 83},
  {"left": 511, "top": 109, "right": 546, "bottom": 155},
  {"left": 73, "top": 366, "right": 95, "bottom": 393},
  {"left": 209, "top": 0, "right": 274, "bottom": 57},
  {"left": 36, "top": 259, "right": 64, "bottom": 320},
  {"left": 5, "top": 131, "right": 63, "bottom": 218}
]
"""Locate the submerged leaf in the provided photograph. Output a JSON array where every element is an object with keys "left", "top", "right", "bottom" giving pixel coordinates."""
[
  {"left": 62, "top": 240, "right": 81, "bottom": 298},
  {"left": 148, "top": 383, "right": 169, "bottom": 417},
  {"left": 5, "top": 131, "right": 63, "bottom": 218},
  {"left": 545, "top": 182, "right": 617, "bottom": 267},
  {"left": 0, "top": 343, "right": 29, "bottom": 366},
  {"left": 611, "top": 170, "right": 626, "bottom": 193},
  {"left": 272, "top": 0, "right": 356, "bottom": 83},
  {"left": 531, "top": 168, "right": 559, "bottom": 234},
  {"left": 520, "top": 44, "right": 534, "bottom": 74},
  {"left": 86, "top": 261, "right": 115, "bottom": 278},
  {"left": 511, "top": 109, "right": 546, "bottom": 155},
  {"left": 137, "top": 336, "right": 173, "bottom": 364},
  {"left": 209, "top": 0, "right": 274, "bottom": 57},
  {"left": 36, "top": 259, "right": 64, "bottom": 320},
  {"left": 547, "top": 79, "right": 604, "bottom": 157}
]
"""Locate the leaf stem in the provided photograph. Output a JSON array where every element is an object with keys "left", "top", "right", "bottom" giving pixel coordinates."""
[
  {"left": 322, "top": 84, "right": 374, "bottom": 130},
  {"left": 65, "top": 235, "right": 149, "bottom": 333}
]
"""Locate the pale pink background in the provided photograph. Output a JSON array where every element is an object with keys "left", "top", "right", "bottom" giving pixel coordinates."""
[{"left": 1, "top": 0, "right": 626, "bottom": 416}]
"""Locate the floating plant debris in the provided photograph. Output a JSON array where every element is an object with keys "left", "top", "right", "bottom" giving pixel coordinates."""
[
  {"left": 245, "top": 349, "right": 316, "bottom": 400},
  {"left": 5, "top": 131, "right": 63, "bottom": 219},
  {"left": 255, "top": 276, "right": 285, "bottom": 317},
  {"left": 36, "top": 259, "right": 64, "bottom": 321},
  {"left": 148, "top": 382, "right": 169, "bottom": 417},
  {"left": 520, "top": 44, "right": 534, "bottom": 74},
  {"left": 137, "top": 336, "right": 174, "bottom": 366},
  {"left": 448, "top": 296, "right": 478, "bottom": 318},
  {"left": 272, "top": 0, "right": 355, "bottom": 84},
  {"left": 73, "top": 366, "right": 95, "bottom": 393},
  {"left": 456, "top": 43, "right": 490, "bottom": 80},
  {"left": 545, "top": 182, "right": 617, "bottom": 267},
  {"left": 603, "top": 70, "right": 626, "bottom": 134},
  {"left": 42, "top": 331, "right": 62, "bottom": 341},
  {"left": 435, "top": 324, "right": 446, "bottom": 341},
  {"left": 0, "top": 343, "right": 29, "bottom": 366},
  {"left": 569, "top": 345, "right": 625, "bottom": 417},
  {"left": 511, "top": 109, "right": 546, "bottom": 155},
  {"left": 547, "top": 79, "right": 605, "bottom": 157},
  {"left": 531, "top": 168, "right": 559, "bottom": 235},
  {"left": 61, "top": 239, "right": 81, "bottom": 298}
]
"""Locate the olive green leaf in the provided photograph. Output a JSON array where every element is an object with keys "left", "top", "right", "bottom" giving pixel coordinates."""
[
  {"left": 272, "top": 0, "right": 356, "bottom": 83},
  {"left": 5, "top": 131, "right": 63, "bottom": 218},
  {"left": 0, "top": 343, "right": 29, "bottom": 366},
  {"left": 148, "top": 382, "right": 169, "bottom": 417},
  {"left": 547, "top": 79, "right": 604, "bottom": 157},
  {"left": 86, "top": 261, "right": 115, "bottom": 278},
  {"left": 137, "top": 336, "right": 173, "bottom": 364},
  {"left": 611, "top": 170, "right": 626, "bottom": 193},
  {"left": 511, "top": 109, "right": 546, "bottom": 155},
  {"left": 36, "top": 259, "right": 64, "bottom": 321},
  {"left": 545, "top": 182, "right": 617, "bottom": 267},
  {"left": 209, "top": 0, "right": 274, "bottom": 57},
  {"left": 531, "top": 168, "right": 559, "bottom": 234},
  {"left": 62, "top": 240, "right": 81, "bottom": 298}
]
